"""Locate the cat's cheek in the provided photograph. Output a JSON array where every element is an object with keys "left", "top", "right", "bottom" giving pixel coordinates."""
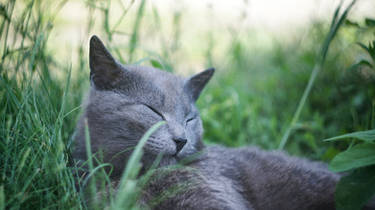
[
  {"left": 144, "top": 142, "right": 176, "bottom": 157},
  {"left": 145, "top": 131, "right": 177, "bottom": 156},
  {"left": 186, "top": 121, "right": 202, "bottom": 139}
]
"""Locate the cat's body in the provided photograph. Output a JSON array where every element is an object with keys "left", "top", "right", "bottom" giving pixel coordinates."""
[
  {"left": 142, "top": 146, "right": 338, "bottom": 210},
  {"left": 73, "top": 36, "right": 369, "bottom": 210}
]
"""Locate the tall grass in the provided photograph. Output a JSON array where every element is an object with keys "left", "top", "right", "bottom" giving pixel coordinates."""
[
  {"left": 278, "top": 0, "right": 357, "bottom": 149},
  {"left": 0, "top": 0, "right": 82, "bottom": 209},
  {"left": 1, "top": 0, "right": 374, "bottom": 209},
  {"left": 0, "top": 1, "right": 178, "bottom": 209}
]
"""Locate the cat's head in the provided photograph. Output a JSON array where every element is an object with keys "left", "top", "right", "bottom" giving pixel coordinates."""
[{"left": 73, "top": 36, "right": 214, "bottom": 176}]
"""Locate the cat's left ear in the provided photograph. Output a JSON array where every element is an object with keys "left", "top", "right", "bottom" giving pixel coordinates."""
[
  {"left": 89, "top": 35, "right": 123, "bottom": 90},
  {"left": 185, "top": 68, "right": 215, "bottom": 101}
]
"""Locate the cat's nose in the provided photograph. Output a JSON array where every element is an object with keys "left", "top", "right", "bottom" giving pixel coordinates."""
[{"left": 173, "top": 138, "right": 187, "bottom": 154}]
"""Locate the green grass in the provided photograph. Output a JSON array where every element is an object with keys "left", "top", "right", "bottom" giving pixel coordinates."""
[{"left": 1, "top": 0, "right": 375, "bottom": 209}]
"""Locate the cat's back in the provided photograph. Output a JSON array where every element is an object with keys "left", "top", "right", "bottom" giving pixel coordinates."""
[{"left": 193, "top": 145, "right": 338, "bottom": 210}]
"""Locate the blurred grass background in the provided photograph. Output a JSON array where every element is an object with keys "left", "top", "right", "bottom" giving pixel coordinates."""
[{"left": 1, "top": 0, "right": 375, "bottom": 209}]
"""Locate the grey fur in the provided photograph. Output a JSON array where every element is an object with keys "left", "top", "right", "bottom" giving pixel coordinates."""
[{"left": 73, "top": 36, "right": 372, "bottom": 210}]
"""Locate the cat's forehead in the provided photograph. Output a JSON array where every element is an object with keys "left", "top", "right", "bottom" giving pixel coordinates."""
[
  {"left": 114, "top": 65, "right": 192, "bottom": 114},
  {"left": 125, "top": 65, "right": 184, "bottom": 90}
]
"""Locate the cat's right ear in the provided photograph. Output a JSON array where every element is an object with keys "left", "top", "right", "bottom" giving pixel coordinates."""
[
  {"left": 89, "top": 35, "right": 123, "bottom": 89},
  {"left": 185, "top": 68, "right": 215, "bottom": 102}
]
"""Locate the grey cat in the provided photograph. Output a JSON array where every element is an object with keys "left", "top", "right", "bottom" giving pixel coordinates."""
[{"left": 73, "top": 36, "right": 372, "bottom": 210}]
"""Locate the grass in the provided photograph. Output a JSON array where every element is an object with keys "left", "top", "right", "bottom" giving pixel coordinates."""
[
  {"left": 1, "top": 0, "right": 375, "bottom": 209},
  {"left": 278, "top": 0, "right": 357, "bottom": 150}
]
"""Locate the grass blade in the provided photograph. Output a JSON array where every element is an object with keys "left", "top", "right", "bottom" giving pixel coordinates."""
[
  {"left": 111, "top": 121, "right": 165, "bottom": 210},
  {"left": 329, "top": 143, "right": 375, "bottom": 172},
  {"left": 278, "top": 0, "right": 357, "bottom": 149},
  {"left": 324, "top": 129, "right": 375, "bottom": 143}
]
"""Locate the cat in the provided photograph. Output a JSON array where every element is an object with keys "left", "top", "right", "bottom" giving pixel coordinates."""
[{"left": 73, "top": 35, "right": 373, "bottom": 210}]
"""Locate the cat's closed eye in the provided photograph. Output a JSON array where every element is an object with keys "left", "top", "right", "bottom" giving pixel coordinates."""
[
  {"left": 185, "top": 117, "right": 196, "bottom": 126},
  {"left": 143, "top": 104, "right": 165, "bottom": 120}
]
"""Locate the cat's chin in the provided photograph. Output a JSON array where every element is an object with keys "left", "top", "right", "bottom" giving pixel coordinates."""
[
  {"left": 159, "top": 156, "right": 178, "bottom": 166},
  {"left": 176, "top": 146, "right": 199, "bottom": 158},
  {"left": 142, "top": 153, "right": 178, "bottom": 168}
]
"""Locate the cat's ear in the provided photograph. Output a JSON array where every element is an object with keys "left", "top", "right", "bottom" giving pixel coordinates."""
[
  {"left": 185, "top": 68, "right": 215, "bottom": 101},
  {"left": 89, "top": 35, "right": 123, "bottom": 89}
]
